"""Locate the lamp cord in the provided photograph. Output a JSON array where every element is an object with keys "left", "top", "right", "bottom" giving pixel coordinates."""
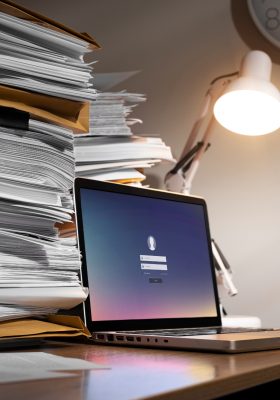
[{"left": 210, "top": 71, "right": 239, "bottom": 86}]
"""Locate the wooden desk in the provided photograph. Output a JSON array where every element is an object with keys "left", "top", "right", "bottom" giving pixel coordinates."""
[{"left": 1, "top": 343, "right": 280, "bottom": 400}]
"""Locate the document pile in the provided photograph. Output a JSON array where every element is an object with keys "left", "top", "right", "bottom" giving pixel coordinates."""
[
  {"left": 0, "top": 11, "right": 96, "bottom": 101},
  {"left": 75, "top": 91, "right": 174, "bottom": 184},
  {"left": 0, "top": 1, "right": 99, "bottom": 321},
  {"left": 87, "top": 91, "right": 145, "bottom": 137}
]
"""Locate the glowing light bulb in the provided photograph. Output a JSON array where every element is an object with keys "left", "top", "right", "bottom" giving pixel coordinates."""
[{"left": 214, "top": 51, "right": 280, "bottom": 136}]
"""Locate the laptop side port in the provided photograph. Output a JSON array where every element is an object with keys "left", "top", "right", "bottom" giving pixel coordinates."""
[
  {"left": 136, "top": 337, "right": 141, "bottom": 342},
  {"left": 107, "top": 334, "right": 114, "bottom": 341},
  {"left": 116, "top": 335, "right": 124, "bottom": 341},
  {"left": 126, "top": 336, "right": 134, "bottom": 342},
  {"left": 96, "top": 334, "right": 105, "bottom": 340}
]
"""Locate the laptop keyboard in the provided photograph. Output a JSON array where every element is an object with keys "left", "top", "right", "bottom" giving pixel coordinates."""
[{"left": 120, "top": 327, "right": 267, "bottom": 337}]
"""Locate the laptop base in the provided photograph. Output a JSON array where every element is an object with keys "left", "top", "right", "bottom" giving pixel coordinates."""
[{"left": 92, "top": 329, "right": 280, "bottom": 353}]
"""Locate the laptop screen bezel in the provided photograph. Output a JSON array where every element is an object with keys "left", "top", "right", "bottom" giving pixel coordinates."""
[{"left": 74, "top": 178, "right": 222, "bottom": 331}]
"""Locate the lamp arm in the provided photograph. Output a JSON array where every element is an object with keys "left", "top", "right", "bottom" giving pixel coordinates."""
[
  {"left": 164, "top": 72, "right": 239, "bottom": 300},
  {"left": 181, "top": 115, "right": 216, "bottom": 194},
  {"left": 164, "top": 92, "right": 212, "bottom": 193},
  {"left": 211, "top": 240, "right": 238, "bottom": 297},
  {"left": 165, "top": 72, "right": 238, "bottom": 194},
  {"left": 179, "top": 92, "right": 212, "bottom": 162}
]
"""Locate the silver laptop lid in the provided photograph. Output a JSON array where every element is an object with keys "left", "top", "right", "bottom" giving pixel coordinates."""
[{"left": 74, "top": 178, "right": 221, "bottom": 332}]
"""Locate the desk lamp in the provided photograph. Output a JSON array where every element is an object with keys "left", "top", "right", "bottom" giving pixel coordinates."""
[{"left": 165, "top": 50, "right": 280, "bottom": 297}]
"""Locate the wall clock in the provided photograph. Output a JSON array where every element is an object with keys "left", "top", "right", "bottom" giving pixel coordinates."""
[{"left": 247, "top": 0, "right": 280, "bottom": 49}]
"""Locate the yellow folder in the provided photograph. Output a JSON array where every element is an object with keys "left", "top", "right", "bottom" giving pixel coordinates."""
[
  {"left": 0, "top": 85, "right": 90, "bottom": 132},
  {"left": 0, "top": 315, "right": 90, "bottom": 343}
]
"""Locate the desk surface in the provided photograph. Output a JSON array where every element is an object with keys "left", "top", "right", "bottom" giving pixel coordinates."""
[{"left": 1, "top": 343, "right": 280, "bottom": 400}]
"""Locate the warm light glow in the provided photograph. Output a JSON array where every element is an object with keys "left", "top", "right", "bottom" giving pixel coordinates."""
[
  {"left": 213, "top": 51, "right": 280, "bottom": 136},
  {"left": 214, "top": 89, "right": 280, "bottom": 136}
]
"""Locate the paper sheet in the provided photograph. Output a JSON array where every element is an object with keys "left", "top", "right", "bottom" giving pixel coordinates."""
[
  {"left": 0, "top": 352, "right": 103, "bottom": 370},
  {"left": 0, "top": 352, "right": 105, "bottom": 383},
  {"left": 0, "top": 287, "right": 88, "bottom": 309},
  {"left": 93, "top": 71, "right": 140, "bottom": 90},
  {"left": 0, "top": 369, "right": 72, "bottom": 383}
]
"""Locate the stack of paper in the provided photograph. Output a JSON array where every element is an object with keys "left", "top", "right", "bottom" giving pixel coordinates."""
[
  {"left": 0, "top": 11, "right": 97, "bottom": 101},
  {"left": 0, "top": 1, "right": 98, "bottom": 321},
  {"left": 84, "top": 91, "right": 145, "bottom": 137},
  {"left": 75, "top": 92, "right": 174, "bottom": 184}
]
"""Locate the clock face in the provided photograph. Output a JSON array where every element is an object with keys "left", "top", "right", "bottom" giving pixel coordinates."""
[{"left": 247, "top": 0, "right": 280, "bottom": 48}]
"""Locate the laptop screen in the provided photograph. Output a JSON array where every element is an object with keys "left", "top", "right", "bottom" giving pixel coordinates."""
[{"left": 75, "top": 179, "right": 221, "bottom": 331}]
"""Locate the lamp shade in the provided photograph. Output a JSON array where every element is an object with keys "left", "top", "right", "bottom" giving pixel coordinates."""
[{"left": 213, "top": 51, "right": 280, "bottom": 136}]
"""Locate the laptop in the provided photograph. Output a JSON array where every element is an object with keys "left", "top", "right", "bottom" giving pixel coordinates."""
[{"left": 74, "top": 178, "right": 280, "bottom": 353}]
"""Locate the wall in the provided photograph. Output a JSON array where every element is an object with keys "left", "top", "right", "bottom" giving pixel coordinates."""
[{"left": 16, "top": 0, "right": 280, "bottom": 326}]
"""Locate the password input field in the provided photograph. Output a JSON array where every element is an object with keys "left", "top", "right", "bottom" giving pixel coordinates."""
[{"left": 141, "top": 263, "right": 167, "bottom": 271}]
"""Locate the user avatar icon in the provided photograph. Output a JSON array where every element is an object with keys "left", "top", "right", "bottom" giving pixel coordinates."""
[{"left": 147, "top": 235, "right": 156, "bottom": 251}]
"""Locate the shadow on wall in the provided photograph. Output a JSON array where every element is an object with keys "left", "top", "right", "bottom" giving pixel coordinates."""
[
  {"left": 145, "top": 173, "right": 162, "bottom": 189},
  {"left": 231, "top": 0, "right": 280, "bottom": 64}
]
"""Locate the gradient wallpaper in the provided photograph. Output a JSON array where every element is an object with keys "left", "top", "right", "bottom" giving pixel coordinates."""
[{"left": 80, "top": 188, "right": 218, "bottom": 321}]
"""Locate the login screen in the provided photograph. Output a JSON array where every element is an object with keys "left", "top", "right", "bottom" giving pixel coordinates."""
[{"left": 79, "top": 188, "right": 217, "bottom": 321}]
